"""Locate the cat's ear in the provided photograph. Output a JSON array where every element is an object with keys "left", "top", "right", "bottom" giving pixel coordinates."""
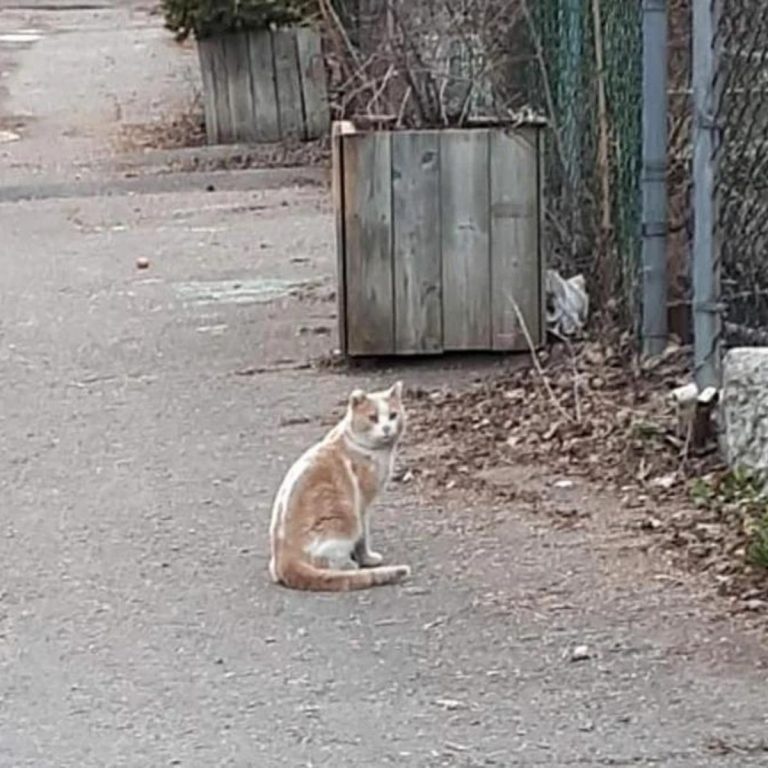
[
  {"left": 388, "top": 381, "right": 403, "bottom": 401},
  {"left": 349, "top": 388, "right": 367, "bottom": 408}
]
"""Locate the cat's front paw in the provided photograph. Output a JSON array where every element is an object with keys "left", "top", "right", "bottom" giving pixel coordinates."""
[{"left": 360, "top": 550, "right": 383, "bottom": 567}]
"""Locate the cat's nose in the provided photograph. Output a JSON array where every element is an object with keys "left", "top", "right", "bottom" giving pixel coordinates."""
[{"left": 382, "top": 423, "right": 393, "bottom": 436}]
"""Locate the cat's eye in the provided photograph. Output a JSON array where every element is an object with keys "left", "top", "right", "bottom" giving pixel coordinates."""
[
  {"left": 369, "top": 414, "right": 379, "bottom": 424},
  {"left": 388, "top": 412, "right": 397, "bottom": 421}
]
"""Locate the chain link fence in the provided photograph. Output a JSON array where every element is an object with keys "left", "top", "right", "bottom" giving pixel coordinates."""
[
  {"left": 667, "top": 0, "right": 692, "bottom": 335},
  {"left": 714, "top": 0, "right": 768, "bottom": 347},
  {"left": 323, "top": 0, "right": 643, "bottom": 332},
  {"left": 325, "top": 1, "right": 768, "bottom": 355},
  {"left": 527, "top": 0, "right": 642, "bottom": 326}
]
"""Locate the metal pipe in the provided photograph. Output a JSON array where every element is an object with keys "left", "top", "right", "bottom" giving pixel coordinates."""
[
  {"left": 692, "top": 0, "right": 722, "bottom": 388},
  {"left": 641, "top": 0, "right": 669, "bottom": 357}
]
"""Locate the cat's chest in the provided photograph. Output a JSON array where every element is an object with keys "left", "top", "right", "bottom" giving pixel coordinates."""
[{"left": 350, "top": 451, "right": 392, "bottom": 506}]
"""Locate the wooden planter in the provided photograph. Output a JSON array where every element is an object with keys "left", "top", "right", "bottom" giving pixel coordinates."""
[
  {"left": 332, "top": 121, "right": 546, "bottom": 356},
  {"left": 197, "top": 27, "right": 330, "bottom": 144}
]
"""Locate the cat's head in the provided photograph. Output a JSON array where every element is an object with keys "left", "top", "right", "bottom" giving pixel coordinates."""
[{"left": 347, "top": 382, "right": 405, "bottom": 449}]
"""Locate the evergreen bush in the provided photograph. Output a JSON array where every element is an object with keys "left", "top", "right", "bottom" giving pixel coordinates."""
[{"left": 162, "top": 0, "right": 314, "bottom": 41}]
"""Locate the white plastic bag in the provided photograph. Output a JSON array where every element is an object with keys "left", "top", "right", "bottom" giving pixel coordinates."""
[{"left": 545, "top": 269, "right": 589, "bottom": 337}]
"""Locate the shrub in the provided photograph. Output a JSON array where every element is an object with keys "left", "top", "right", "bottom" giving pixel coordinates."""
[{"left": 162, "top": 0, "right": 315, "bottom": 41}]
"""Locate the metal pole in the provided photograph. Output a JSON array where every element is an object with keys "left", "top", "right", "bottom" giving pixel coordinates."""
[
  {"left": 692, "top": 0, "right": 722, "bottom": 388},
  {"left": 641, "top": 0, "right": 669, "bottom": 356}
]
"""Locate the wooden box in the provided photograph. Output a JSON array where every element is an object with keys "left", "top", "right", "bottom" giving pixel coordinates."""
[
  {"left": 332, "top": 122, "right": 546, "bottom": 356},
  {"left": 197, "top": 28, "right": 330, "bottom": 145}
]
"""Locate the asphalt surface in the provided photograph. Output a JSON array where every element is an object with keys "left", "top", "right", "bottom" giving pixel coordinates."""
[{"left": 1, "top": 2, "right": 767, "bottom": 766}]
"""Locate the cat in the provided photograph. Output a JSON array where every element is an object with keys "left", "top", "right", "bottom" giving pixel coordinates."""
[{"left": 269, "top": 382, "right": 411, "bottom": 591}]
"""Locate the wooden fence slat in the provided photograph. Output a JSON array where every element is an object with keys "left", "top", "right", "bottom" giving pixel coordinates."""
[
  {"left": 209, "top": 37, "right": 234, "bottom": 143},
  {"left": 392, "top": 131, "right": 442, "bottom": 353},
  {"left": 272, "top": 29, "right": 304, "bottom": 140},
  {"left": 490, "top": 128, "right": 540, "bottom": 350},
  {"left": 440, "top": 130, "right": 492, "bottom": 350},
  {"left": 295, "top": 27, "right": 330, "bottom": 140},
  {"left": 198, "top": 39, "right": 220, "bottom": 144},
  {"left": 247, "top": 30, "right": 281, "bottom": 142},
  {"left": 332, "top": 122, "right": 356, "bottom": 355},
  {"left": 224, "top": 32, "right": 256, "bottom": 141},
  {"left": 537, "top": 128, "right": 547, "bottom": 345},
  {"left": 200, "top": 28, "right": 329, "bottom": 144},
  {"left": 342, "top": 133, "right": 394, "bottom": 355}
]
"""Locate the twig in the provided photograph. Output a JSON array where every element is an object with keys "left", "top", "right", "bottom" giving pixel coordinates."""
[
  {"left": 547, "top": 328, "right": 584, "bottom": 424},
  {"left": 438, "top": 76, "right": 449, "bottom": 126},
  {"left": 678, "top": 412, "right": 694, "bottom": 476},
  {"left": 396, "top": 85, "right": 412, "bottom": 128},
  {"left": 324, "top": 0, "right": 530, "bottom": 128},
  {"left": 365, "top": 63, "right": 396, "bottom": 115},
  {"left": 507, "top": 293, "right": 576, "bottom": 424},
  {"left": 318, "top": 0, "right": 363, "bottom": 70}
]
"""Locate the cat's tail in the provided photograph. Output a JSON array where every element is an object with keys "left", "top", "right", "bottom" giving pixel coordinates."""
[{"left": 274, "top": 559, "right": 411, "bottom": 592}]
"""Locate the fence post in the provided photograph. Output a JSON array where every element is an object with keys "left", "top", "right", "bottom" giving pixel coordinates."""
[
  {"left": 641, "top": 0, "right": 669, "bottom": 357},
  {"left": 692, "top": 0, "right": 722, "bottom": 388}
]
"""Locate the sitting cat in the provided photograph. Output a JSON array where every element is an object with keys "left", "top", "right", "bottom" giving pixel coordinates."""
[{"left": 269, "top": 382, "right": 411, "bottom": 591}]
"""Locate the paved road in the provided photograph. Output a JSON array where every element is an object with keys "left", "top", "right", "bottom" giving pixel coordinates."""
[{"left": 1, "top": 3, "right": 767, "bottom": 767}]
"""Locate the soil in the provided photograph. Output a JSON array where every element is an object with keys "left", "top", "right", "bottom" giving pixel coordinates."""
[{"left": 403, "top": 340, "right": 768, "bottom": 617}]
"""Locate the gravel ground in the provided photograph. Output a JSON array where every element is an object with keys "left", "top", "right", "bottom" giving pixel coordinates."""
[{"left": 1, "top": 3, "right": 767, "bottom": 767}]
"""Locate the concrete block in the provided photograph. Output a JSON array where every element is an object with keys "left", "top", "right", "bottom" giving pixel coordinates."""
[{"left": 722, "top": 347, "right": 768, "bottom": 472}]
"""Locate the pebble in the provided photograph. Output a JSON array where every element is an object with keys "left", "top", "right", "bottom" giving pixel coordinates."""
[
  {"left": 570, "top": 644, "right": 591, "bottom": 662},
  {"left": 435, "top": 698, "right": 466, "bottom": 711},
  {"left": 136, "top": 256, "right": 150, "bottom": 269}
]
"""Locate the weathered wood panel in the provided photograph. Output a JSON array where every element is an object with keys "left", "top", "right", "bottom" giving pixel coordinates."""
[
  {"left": 224, "top": 33, "right": 255, "bottom": 141},
  {"left": 197, "top": 39, "right": 220, "bottom": 142},
  {"left": 247, "top": 30, "right": 280, "bottom": 142},
  {"left": 335, "top": 125, "right": 544, "bottom": 357},
  {"left": 392, "top": 131, "right": 442, "bottom": 353},
  {"left": 342, "top": 133, "right": 395, "bottom": 355},
  {"left": 295, "top": 27, "right": 330, "bottom": 140},
  {"left": 440, "top": 130, "right": 492, "bottom": 349},
  {"left": 198, "top": 28, "right": 329, "bottom": 144},
  {"left": 332, "top": 121, "right": 356, "bottom": 354},
  {"left": 537, "top": 128, "right": 547, "bottom": 344},
  {"left": 489, "top": 128, "right": 540, "bottom": 350},
  {"left": 272, "top": 28, "right": 304, "bottom": 140},
  {"left": 209, "top": 37, "right": 234, "bottom": 143}
]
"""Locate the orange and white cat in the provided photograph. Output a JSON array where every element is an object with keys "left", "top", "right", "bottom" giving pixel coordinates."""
[{"left": 269, "top": 382, "right": 411, "bottom": 591}]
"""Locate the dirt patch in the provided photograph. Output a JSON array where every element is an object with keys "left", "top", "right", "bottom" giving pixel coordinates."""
[
  {"left": 402, "top": 340, "right": 768, "bottom": 616},
  {"left": 116, "top": 111, "right": 206, "bottom": 152},
  {"left": 183, "top": 138, "right": 330, "bottom": 172},
  {"left": 116, "top": 113, "right": 330, "bottom": 172}
]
